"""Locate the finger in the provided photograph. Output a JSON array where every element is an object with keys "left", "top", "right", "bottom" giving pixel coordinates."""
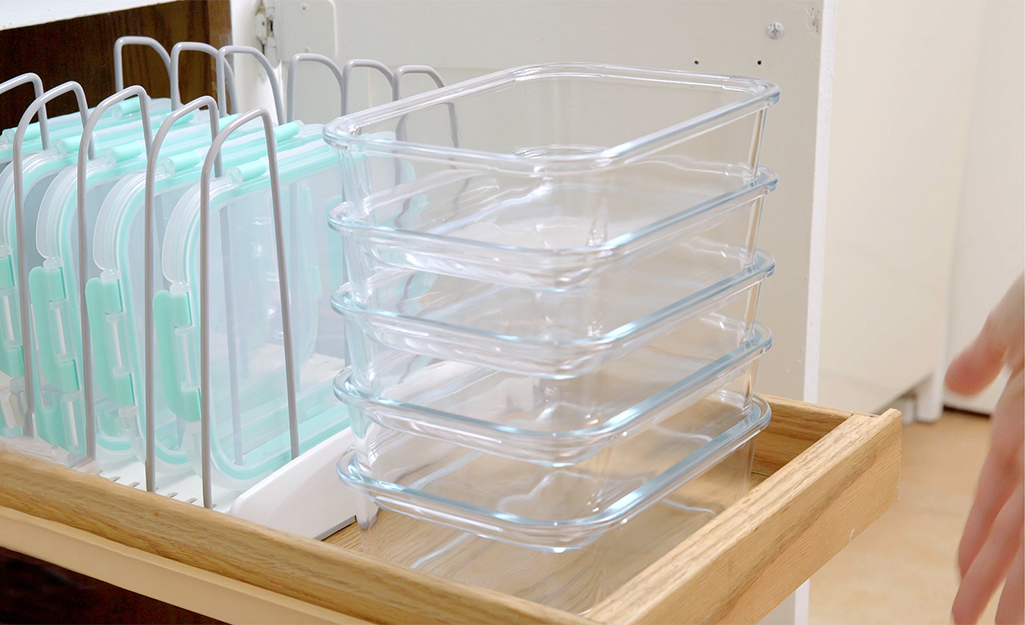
[
  {"left": 959, "top": 451, "right": 1019, "bottom": 577},
  {"left": 947, "top": 324, "right": 1011, "bottom": 396},
  {"left": 953, "top": 484, "right": 1025, "bottom": 625},
  {"left": 996, "top": 542, "right": 1024, "bottom": 625},
  {"left": 947, "top": 275, "right": 1025, "bottom": 395},
  {"left": 959, "top": 377, "right": 1025, "bottom": 575}
]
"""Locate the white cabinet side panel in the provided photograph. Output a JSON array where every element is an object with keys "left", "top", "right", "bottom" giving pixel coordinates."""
[
  {"left": 944, "top": 0, "right": 1025, "bottom": 415},
  {"left": 818, "top": 0, "right": 985, "bottom": 413}
]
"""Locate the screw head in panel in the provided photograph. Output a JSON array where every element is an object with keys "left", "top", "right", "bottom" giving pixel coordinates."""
[{"left": 766, "top": 22, "right": 785, "bottom": 39}]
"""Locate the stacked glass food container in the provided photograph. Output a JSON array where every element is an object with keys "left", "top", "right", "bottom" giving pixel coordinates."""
[{"left": 325, "top": 64, "right": 780, "bottom": 614}]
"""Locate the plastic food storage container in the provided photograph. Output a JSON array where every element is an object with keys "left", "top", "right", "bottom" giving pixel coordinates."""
[
  {"left": 338, "top": 396, "right": 769, "bottom": 614},
  {"left": 86, "top": 121, "right": 318, "bottom": 476},
  {"left": 26, "top": 121, "right": 232, "bottom": 462},
  {"left": 334, "top": 253, "right": 772, "bottom": 464},
  {"left": 0, "top": 108, "right": 210, "bottom": 455},
  {"left": 151, "top": 133, "right": 350, "bottom": 490}
]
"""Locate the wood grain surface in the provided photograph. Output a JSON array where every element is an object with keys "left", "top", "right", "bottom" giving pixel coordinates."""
[
  {"left": 587, "top": 404, "right": 902, "bottom": 624},
  {"left": 0, "top": 396, "right": 900, "bottom": 624},
  {"left": 324, "top": 523, "right": 363, "bottom": 552},
  {"left": 0, "top": 446, "right": 588, "bottom": 624},
  {"left": 0, "top": 505, "right": 367, "bottom": 625},
  {"left": 752, "top": 395, "right": 859, "bottom": 477}
]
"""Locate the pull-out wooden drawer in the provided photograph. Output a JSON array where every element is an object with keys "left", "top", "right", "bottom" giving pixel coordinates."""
[{"left": 0, "top": 396, "right": 900, "bottom": 624}]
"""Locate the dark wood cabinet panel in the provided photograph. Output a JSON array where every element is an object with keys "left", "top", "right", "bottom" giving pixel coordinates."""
[
  {"left": 0, "top": 546, "right": 223, "bottom": 624},
  {"left": 0, "top": 1, "right": 232, "bottom": 131}
]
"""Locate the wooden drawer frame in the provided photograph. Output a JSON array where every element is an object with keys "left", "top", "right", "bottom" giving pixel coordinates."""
[{"left": 0, "top": 396, "right": 900, "bottom": 624}]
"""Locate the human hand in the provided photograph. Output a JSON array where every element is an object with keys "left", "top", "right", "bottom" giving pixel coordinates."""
[{"left": 947, "top": 275, "right": 1024, "bottom": 625}]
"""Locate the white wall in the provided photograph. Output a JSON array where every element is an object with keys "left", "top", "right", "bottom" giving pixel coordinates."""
[
  {"left": 818, "top": 0, "right": 987, "bottom": 414},
  {"left": 944, "top": 0, "right": 1025, "bottom": 413}
]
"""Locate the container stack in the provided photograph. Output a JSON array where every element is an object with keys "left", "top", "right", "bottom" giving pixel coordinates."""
[{"left": 325, "top": 63, "right": 780, "bottom": 614}]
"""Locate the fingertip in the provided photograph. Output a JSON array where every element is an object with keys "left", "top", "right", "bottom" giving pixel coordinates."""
[
  {"left": 946, "top": 356, "right": 971, "bottom": 394},
  {"left": 946, "top": 358, "right": 984, "bottom": 396},
  {"left": 946, "top": 340, "right": 1004, "bottom": 396},
  {"left": 953, "top": 592, "right": 981, "bottom": 625}
]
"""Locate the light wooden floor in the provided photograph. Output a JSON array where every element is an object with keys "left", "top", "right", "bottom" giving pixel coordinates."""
[{"left": 810, "top": 410, "right": 1001, "bottom": 624}]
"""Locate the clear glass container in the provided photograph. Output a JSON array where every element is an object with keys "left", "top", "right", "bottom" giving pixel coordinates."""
[
  {"left": 338, "top": 397, "right": 768, "bottom": 614},
  {"left": 336, "top": 247, "right": 773, "bottom": 382},
  {"left": 325, "top": 64, "right": 778, "bottom": 363},
  {"left": 330, "top": 170, "right": 774, "bottom": 374},
  {"left": 335, "top": 257, "right": 771, "bottom": 464},
  {"left": 325, "top": 64, "right": 779, "bottom": 227},
  {"left": 341, "top": 390, "right": 769, "bottom": 542}
]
